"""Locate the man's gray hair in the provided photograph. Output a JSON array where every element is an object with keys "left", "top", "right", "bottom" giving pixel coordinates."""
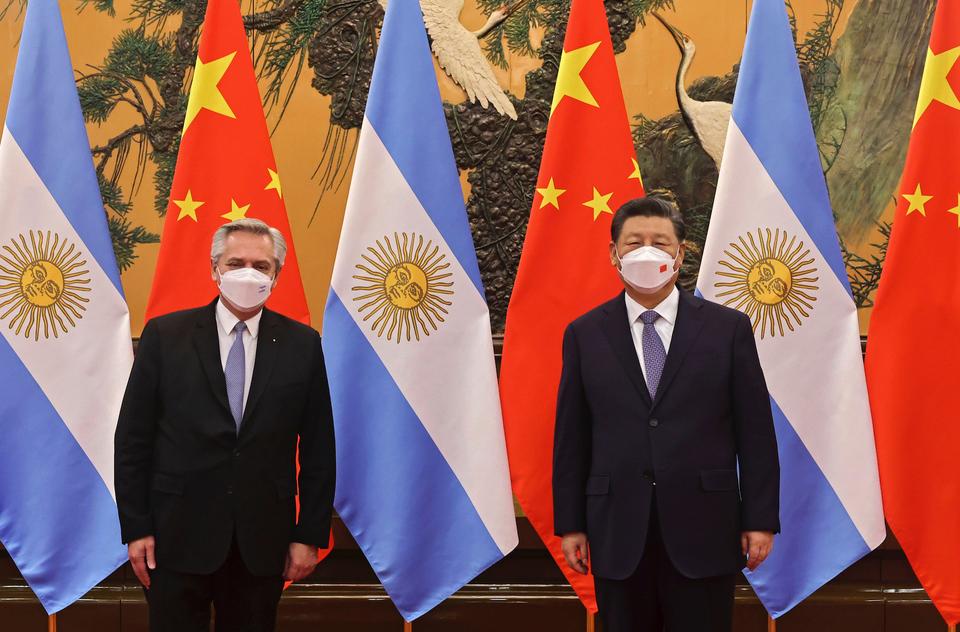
[{"left": 211, "top": 218, "right": 287, "bottom": 269}]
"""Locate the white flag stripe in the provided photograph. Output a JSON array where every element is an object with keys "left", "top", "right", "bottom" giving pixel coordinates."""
[
  {"left": 701, "top": 122, "right": 885, "bottom": 546},
  {"left": 329, "top": 120, "right": 517, "bottom": 553},
  {"left": 0, "top": 127, "right": 133, "bottom": 498}
]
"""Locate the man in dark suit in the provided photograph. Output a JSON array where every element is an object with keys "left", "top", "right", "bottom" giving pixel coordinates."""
[
  {"left": 115, "top": 218, "right": 336, "bottom": 632},
  {"left": 553, "top": 196, "right": 780, "bottom": 632}
]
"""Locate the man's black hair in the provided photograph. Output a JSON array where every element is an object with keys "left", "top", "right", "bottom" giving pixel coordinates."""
[{"left": 610, "top": 196, "right": 686, "bottom": 243}]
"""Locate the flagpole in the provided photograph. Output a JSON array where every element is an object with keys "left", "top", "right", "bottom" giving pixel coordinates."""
[
  {"left": 586, "top": 610, "right": 595, "bottom": 632},
  {"left": 946, "top": 624, "right": 955, "bottom": 632},
  {"left": 767, "top": 614, "right": 776, "bottom": 632},
  {"left": 48, "top": 614, "right": 57, "bottom": 632},
  {"left": 403, "top": 621, "right": 412, "bottom": 632}
]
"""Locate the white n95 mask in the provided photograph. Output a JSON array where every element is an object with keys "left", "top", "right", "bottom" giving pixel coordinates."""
[
  {"left": 217, "top": 267, "right": 273, "bottom": 310},
  {"left": 616, "top": 246, "right": 679, "bottom": 294}
]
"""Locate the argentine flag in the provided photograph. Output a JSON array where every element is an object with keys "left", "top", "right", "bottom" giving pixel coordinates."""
[
  {"left": 0, "top": 0, "right": 133, "bottom": 614},
  {"left": 697, "top": 0, "right": 885, "bottom": 617},
  {"left": 322, "top": 0, "right": 518, "bottom": 621}
]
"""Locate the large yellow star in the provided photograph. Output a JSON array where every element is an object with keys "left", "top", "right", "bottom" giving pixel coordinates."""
[
  {"left": 947, "top": 194, "right": 960, "bottom": 228},
  {"left": 536, "top": 178, "right": 566, "bottom": 210},
  {"left": 183, "top": 51, "right": 237, "bottom": 133},
  {"left": 913, "top": 46, "right": 960, "bottom": 127},
  {"left": 583, "top": 187, "right": 613, "bottom": 220},
  {"left": 221, "top": 198, "right": 251, "bottom": 222},
  {"left": 629, "top": 158, "right": 643, "bottom": 186},
  {"left": 902, "top": 183, "right": 932, "bottom": 217},
  {"left": 173, "top": 189, "right": 204, "bottom": 222},
  {"left": 551, "top": 41, "right": 601, "bottom": 115},
  {"left": 265, "top": 168, "right": 282, "bottom": 199}
]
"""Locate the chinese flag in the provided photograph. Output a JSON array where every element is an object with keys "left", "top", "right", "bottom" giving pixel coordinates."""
[
  {"left": 144, "top": 0, "right": 309, "bottom": 325},
  {"left": 866, "top": 0, "right": 960, "bottom": 623},
  {"left": 499, "top": 0, "right": 644, "bottom": 612},
  {"left": 145, "top": 0, "right": 329, "bottom": 563}
]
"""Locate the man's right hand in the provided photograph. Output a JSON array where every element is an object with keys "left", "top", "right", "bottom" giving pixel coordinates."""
[
  {"left": 561, "top": 532, "right": 590, "bottom": 574},
  {"left": 128, "top": 536, "right": 156, "bottom": 588}
]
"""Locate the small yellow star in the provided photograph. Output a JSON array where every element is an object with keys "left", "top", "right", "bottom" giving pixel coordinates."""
[
  {"left": 173, "top": 189, "right": 204, "bottom": 222},
  {"left": 183, "top": 51, "right": 237, "bottom": 133},
  {"left": 221, "top": 198, "right": 251, "bottom": 222},
  {"left": 902, "top": 183, "right": 932, "bottom": 217},
  {"left": 629, "top": 158, "right": 643, "bottom": 185},
  {"left": 265, "top": 168, "right": 282, "bottom": 199},
  {"left": 947, "top": 194, "right": 960, "bottom": 227},
  {"left": 913, "top": 46, "right": 960, "bottom": 127},
  {"left": 583, "top": 187, "right": 614, "bottom": 220},
  {"left": 551, "top": 41, "right": 601, "bottom": 115},
  {"left": 536, "top": 178, "right": 566, "bottom": 210}
]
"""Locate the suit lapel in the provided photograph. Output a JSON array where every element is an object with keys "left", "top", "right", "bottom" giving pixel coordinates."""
[
  {"left": 600, "top": 293, "right": 653, "bottom": 408},
  {"left": 651, "top": 290, "right": 706, "bottom": 410},
  {"left": 193, "top": 300, "right": 231, "bottom": 416},
  {"left": 240, "top": 308, "right": 281, "bottom": 430}
]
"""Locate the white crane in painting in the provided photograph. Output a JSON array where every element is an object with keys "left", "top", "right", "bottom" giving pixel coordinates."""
[
  {"left": 379, "top": 0, "right": 519, "bottom": 120},
  {"left": 653, "top": 12, "right": 732, "bottom": 168}
]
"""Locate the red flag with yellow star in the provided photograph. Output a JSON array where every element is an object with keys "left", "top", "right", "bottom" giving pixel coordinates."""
[
  {"left": 144, "top": 0, "right": 329, "bottom": 566},
  {"left": 866, "top": 0, "right": 960, "bottom": 623},
  {"left": 144, "top": 0, "right": 308, "bottom": 324},
  {"left": 499, "top": 0, "right": 644, "bottom": 612}
]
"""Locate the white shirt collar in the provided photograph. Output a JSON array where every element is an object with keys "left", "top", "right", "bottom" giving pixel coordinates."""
[
  {"left": 216, "top": 298, "right": 263, "bottom": 339},
  {"left": 625, "top": 285, "right": 680, "bottom": 326}
]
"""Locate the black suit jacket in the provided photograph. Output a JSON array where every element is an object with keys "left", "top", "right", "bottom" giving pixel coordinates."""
[
  {"left": 115, "top": 300, "right": 336, "bottom": 576},
  {"left": 553, "top": 289, "right": 779, "bottom": 580}
]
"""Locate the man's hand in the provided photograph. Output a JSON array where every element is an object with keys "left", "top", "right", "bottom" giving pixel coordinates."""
[
  {"left": 283, "top": 542, "right": 319, "bottom": 583},
  {"left": 561, "top": 532, "right": 590, "bottom": 574},
  {"left": 128, "top": 536, "right": 156, "bottom": 588},
  {"left": 741, "top": 531, "right": 774, "bottom": 571}
]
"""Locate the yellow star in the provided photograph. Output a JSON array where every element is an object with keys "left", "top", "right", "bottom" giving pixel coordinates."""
[
  {"left": 173, "top": 189, "right": 204, "bottom": 222},
  {"left": 551, "top": 41, "right": 601, "bottom": 115},
  {"left": 913, "top": 46, "right": 960, "bottom": 127},
  {"left": 947, "top": 194, "right": 960, "bottom": 228},
  {"left": 536, "top": 178, "right": 566, "bottom": 210},
  {"left": 221, "top": 198, "right": 251, "bottom": 222},
  {"left": 265, "top": 168, "right": 283, "bottom": 199},
  {"left": 183, "top": 51, "right": 237, "bottom": 133},
  {"left": 902, "top": 183, "right": 932, "bottom": 217},
  {"left": 583, "top": 187, "right": 614, "bottom": 220},
  {"left": 629, "top": 158, "right": 643, "bottom": 186}
]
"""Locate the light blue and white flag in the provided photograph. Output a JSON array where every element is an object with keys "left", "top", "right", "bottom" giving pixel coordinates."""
[
  {"left": 0, "top": 0, "right": 132, "bottom": 614},
  {"left": 697, "top": 0, "right": 885, "bottom": 617},
  {"left": 322, "top": 0, "right": 518, "bottom": 621}
]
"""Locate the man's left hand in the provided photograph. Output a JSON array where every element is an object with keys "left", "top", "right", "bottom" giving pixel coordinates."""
[
  {"left": 283, "top": 542, "right": 319, "bottom": 583},
  {"left": 741, "top": 531, "right": 774, "bottom": 571}
]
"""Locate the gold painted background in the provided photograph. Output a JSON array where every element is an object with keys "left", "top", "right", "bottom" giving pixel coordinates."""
[{"left": 0, "top": 0, "right": 929, "bottom": 335}]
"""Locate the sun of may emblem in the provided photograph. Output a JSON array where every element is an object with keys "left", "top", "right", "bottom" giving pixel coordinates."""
[
  {"left": 0, "top": 231, "right": 91, "bottom": 340},
  {"left": 351, "top": 232, "right": 454, "bottom": 343},
  {"left": 714, "top": 228, "right": 819, "bottom": 339}
]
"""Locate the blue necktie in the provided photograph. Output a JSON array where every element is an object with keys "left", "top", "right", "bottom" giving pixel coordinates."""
[
  {"left": 225, "top": 321, "right": 246, "bottom": 432},
  {"left": 640, "top": 310, "right": 666, "bottom": 398}
]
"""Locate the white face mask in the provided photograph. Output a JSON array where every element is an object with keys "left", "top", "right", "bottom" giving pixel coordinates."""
[
  {"left": 216, "top": 267, "right": 274, "bottom": 310},
  {"left": 616, "top": 246, "right": 680, "bottom": 294}
]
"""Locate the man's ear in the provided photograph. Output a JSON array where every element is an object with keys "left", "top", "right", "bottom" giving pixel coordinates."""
[
  {"left": 609, "top": 241, "right": 620, "bottom": 268},
  {"left": 272, "top": 266, "right": 282, "bottom": 288}
]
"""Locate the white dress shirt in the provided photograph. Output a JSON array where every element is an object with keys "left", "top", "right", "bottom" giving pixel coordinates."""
[
  {"left": 625, "top": 286, "right": 680, "bottom": 382},
  {"left": 216, "top": 299, "right": 262, "bottom": 413}
]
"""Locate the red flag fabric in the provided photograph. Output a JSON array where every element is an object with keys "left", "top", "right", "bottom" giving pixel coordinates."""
[
  {"left": 144, "top": 0, "right": 329, "bottom": 564},
  {"left": 144, "top": 0, "right": 309, "bottom": 324},
  {"left": 865, "top": 1, "right": 960, "bottom": 623},
  {"left": 499, "top": 0, "right": 644, "bottom": 612}
]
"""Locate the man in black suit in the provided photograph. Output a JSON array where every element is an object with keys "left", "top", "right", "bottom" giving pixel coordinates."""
[
  {"left": 115, "top": 218, "right": 335, "bottom": 632},
  {"left": 553, "top": 196, "right": 780, "bottom": 632}
]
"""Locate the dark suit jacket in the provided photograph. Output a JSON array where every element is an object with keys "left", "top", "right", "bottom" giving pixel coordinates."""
[
  {"left": 553, "top": 289, "right": 779, "bottom": 580},
  {"left": 115, "top": 300, "right": 336, "bottom": 577}
]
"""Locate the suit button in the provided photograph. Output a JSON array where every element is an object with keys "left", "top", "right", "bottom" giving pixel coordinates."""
[
  {"left": 233, "top": 450, "right": 240, "bottom": 458},
  {"left": 649, "top": 418, "right": 659, "bottom": 428},
  {"left": 226, "top": 485, "right": 233, "bottom": 495}
]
